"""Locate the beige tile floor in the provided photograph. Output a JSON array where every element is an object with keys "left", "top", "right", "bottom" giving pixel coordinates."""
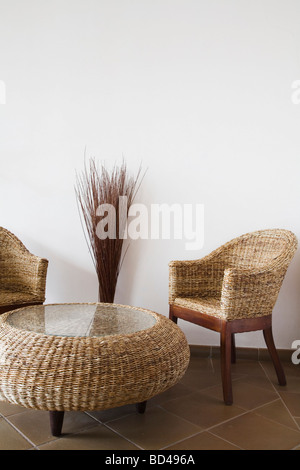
[{"left": 0, "top": 347, "right": 300, "bottom": 450}]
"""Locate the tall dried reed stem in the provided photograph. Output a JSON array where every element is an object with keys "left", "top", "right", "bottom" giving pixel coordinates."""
[{"left": 75, "top": 158, "right": 143, "bottom": 303}]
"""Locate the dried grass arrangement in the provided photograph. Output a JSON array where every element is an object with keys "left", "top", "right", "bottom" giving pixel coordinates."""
[{"left": 75, "top": 158, "right": 143, "bottom": 303}]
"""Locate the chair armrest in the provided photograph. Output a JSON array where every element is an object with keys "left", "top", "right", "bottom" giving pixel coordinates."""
[
  {"left": 34, "top": 257, "right": 49, "bottom": 301},
  {"left": 169, "top": 253, "right": 225, "bottom": 303},
  {"left": 221, "top": 266, "right": 286, "bottom": 320},
  {"left": 4, "top": 252, "right": 49, "bottom": 302}
]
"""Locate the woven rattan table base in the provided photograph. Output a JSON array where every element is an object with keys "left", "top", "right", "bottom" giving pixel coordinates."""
[{"left": 0, "top": 303, "right": 190, "bottom": 436}]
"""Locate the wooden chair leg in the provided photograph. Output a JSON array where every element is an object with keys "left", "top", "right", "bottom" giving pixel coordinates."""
[
  {"left": 220, "top": 323, "right": 233, "bottom": 405},
  {"left": 49, "top": 411, "right": 64, "bottom": 436},
  {"left": 169, "top": 305, "right": 178, "bottom": 324},
  {"left": 263, "top": 326, "right": 286, "bottom": 386},
  {"left": 136, "top": 401, "right": 147, "bottom": 414},
  {"left": 231, "top": 333, "right": 236, "bottom": 364}
]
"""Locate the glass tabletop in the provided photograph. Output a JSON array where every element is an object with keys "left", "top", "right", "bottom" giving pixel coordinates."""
[{"left": 6, "top": 303, "right": 157, "bottom": 338}]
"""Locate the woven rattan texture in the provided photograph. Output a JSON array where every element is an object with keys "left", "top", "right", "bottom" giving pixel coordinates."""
[
  {"left": 0, "top": 304, "right": 190, "bottom": 412},
  {"left": 0, "top": 227, "right": 48, "bottom": 307},
  {"left": 169, "top": 229, "right": 297, "bottom": 321}
]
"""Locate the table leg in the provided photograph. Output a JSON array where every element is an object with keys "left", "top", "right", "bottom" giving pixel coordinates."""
[
  {"left": 49, "top": 411, "right": 65, "bottom": 436},
  {"left": 136, "top": 401, "right": 147, "bottom": 414}
]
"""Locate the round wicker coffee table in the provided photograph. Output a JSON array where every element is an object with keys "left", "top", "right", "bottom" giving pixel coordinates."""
[{"left": 0, "top": 303, "right": 190, "bottom": 436}]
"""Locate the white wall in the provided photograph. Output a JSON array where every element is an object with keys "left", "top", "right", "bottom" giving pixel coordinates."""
[{"left": 0, "top": 0, "right": 299, "bottom": 349}]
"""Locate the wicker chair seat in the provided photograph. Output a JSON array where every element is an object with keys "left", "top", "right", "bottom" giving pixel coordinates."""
[
  {"left": 173, "top": 297, "right": 223, "bottom": 320},
  {"left": 0, "top": 290, "right": 43, "bottom": 307}
]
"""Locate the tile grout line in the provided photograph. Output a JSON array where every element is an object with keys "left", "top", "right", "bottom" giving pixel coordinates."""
[
  {"left": 206, "top": 430, "right": 244, "bottom": 450},
  {"left": 207, "top": 398, "right": 300, "bottom": 451},
  {"left": 102, "top": 421, "right": 145, "bottom": 450},
  {"left": 156, "top": 404, "right": 205, "bottom": 429},
  {"left": 206, "top": 397, "right": 300, "bottom": 435},
  {"left": 84, "top": 411, "right": 145, "bottom": 450},
  {"left": 205, "top": 408, "right": 252, "bottom": 433},
  {"left": 158, "top": 392, "right": 300, "bottom": 449},
  {"left": 259, "top": 360, "right": 300, "bottom": 432},
  {"left": 155, "top": 359, "right": 300, "bottom": 448},
  {"left": 159, "top": 430, "right": 206, "bottom": 450},
  {"left": 84, "top": 410, "right": 134, "bottom": 425},
  {"left": 205, "top": 396, "right": 300, "bottom": 450},
  {"left": 155, "top": 403, "right": 250, "bottom": 449},
  {"left": 90, "top": 403, "right": 241, "bottom": 451},
  {"left": 36, "top": 418, "right": 145, "bottom": 450},
  {"left": 1, "top": 415, "right": 38, "bottom": 449},
  {"left": 159, "top": 428, "right": 245, "bottom": 451}
]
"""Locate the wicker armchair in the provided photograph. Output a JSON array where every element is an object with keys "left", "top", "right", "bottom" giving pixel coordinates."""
[
  {"left": 0, "top": 227, "right": 48, "bottom": 314},
  {"left": 169, "top": 229, "right": 298, "bottom": 405}
]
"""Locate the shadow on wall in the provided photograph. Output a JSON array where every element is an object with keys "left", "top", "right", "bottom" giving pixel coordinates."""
[
  {"left": 113, "top": 237, "right": 145, "bottom": 307},
  {"left": 46, "top": 251, "right": 99, "bottom": 304},
  {"left": 272, "top": 249, "right": 300, "bottom": 329},
  {"left": 23, "top": 238, "right": 99, "bottom": 304}
]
